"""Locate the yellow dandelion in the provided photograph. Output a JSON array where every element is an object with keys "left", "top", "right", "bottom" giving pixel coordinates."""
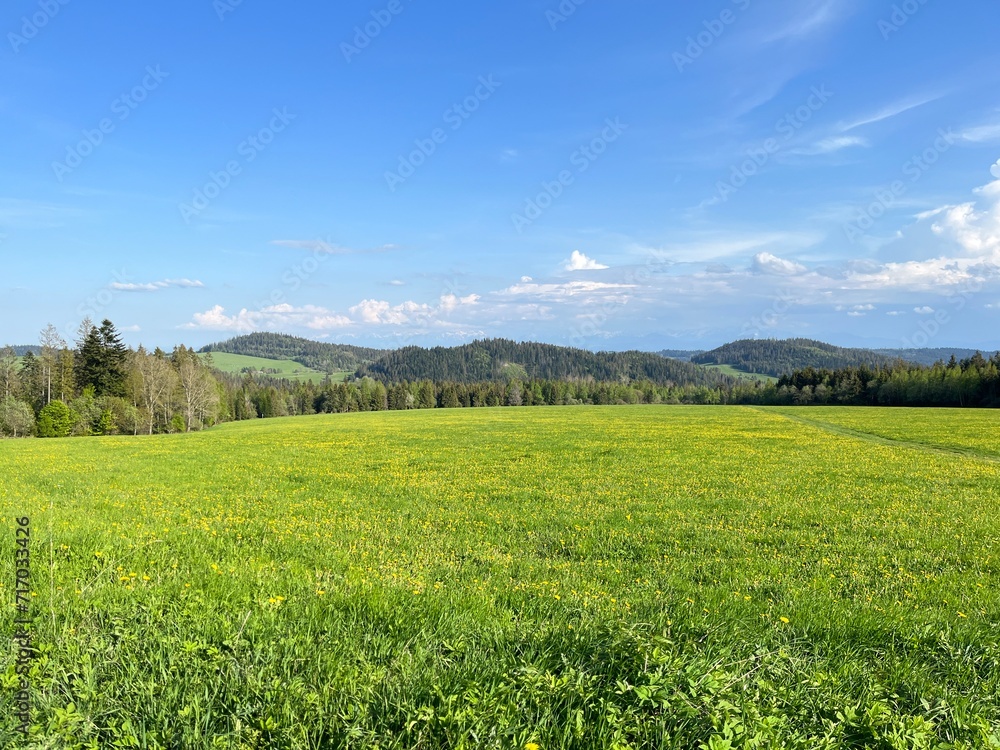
[{"left": 779, "top": 617, "right": 790, "bottom": 624}]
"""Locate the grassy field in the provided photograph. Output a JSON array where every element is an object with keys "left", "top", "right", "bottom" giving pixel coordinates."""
[
  {"left": 703, "top": 364, "right": 778, "bottom": 383},
  {"left": 198, "top": 352, "right": 349, "bottom": 383},
  {"left": 1, "top": 406, "right": 998, "bottom": 748}
]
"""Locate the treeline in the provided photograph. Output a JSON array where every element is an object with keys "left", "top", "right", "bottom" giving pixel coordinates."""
[
  {"left": 312, "top": 378, "right": 734, "bottom": 413},
  {"left": 692, "top": 338, "right": 903, "bottom": 377},
  {"left": 356, "top": 339, "right": 729, "bottom": 386},
  {"left": 0, "top": 320, "right": 228, "bottom": 438},
  {"left": 759, "top": 354, "right": 1000, "bottom": 407},
  {"left": 201, "top": 333, "right": 383, "bottom": 373}
]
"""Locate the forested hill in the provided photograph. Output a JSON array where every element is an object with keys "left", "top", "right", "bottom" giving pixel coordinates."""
[
  {"left": 200, "top": 333, "right": 384, "bottom": 373},
  {"left": 355, "top": 339, "right": 728, "bottom": 386},
  {"left": 692, "top": 339, "right": 903, "bottom": 377},
  {"left": 871, "top": 347, "right": 981, "bottom": 367}
]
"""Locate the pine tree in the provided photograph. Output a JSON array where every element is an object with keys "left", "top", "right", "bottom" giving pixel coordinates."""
[{"left": 76, "top": 319, "right": 129, "bottom": 397}]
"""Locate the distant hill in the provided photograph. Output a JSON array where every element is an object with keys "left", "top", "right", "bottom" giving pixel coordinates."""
[
  {"left": 692, "top": 339, "right": 905, "bottom": 378},
  {"left": 872, "top": 348, "right": 986, "bottom": 367},
  {"left": 356, "top": 339, "right": 728, "bottom": 386},
  {"left": 5, "top": 345, "right": 41, "bottom": 356},
  {"left": 200, "top": 333, "right": 384, "bottom": 374},
  {"left": 658, "top": 349, "right": 705, "bottom": 362}
]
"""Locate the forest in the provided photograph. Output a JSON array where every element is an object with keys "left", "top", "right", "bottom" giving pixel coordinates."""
[
  {"left": 2, "top": 322, "right": 998, "bottom": 439},
  {"left": 766, "top": 355, "right": 1000, "bottom": 408},
  {"left": 354, "top": 339, "right": 727, "bottom": 385},
  {"left": 691, "top": 338, "right": 907, "bottom": 376}
]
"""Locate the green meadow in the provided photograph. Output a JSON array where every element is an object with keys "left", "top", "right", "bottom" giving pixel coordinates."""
[
  {"left": 1, "top": 406, "right": 998, "bottom": 748},
  {"left": 197, "top": 352, "right": 348, "bottom": 383}
]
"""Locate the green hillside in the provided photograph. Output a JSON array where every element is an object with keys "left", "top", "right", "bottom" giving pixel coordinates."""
[
  {"left": 199, "top": 352, "right": 346, "bottom": 383},
  {"left": 200, "top": 332, "right": 383, "bottom": 373},
  {"left": 703, "top": 363, "right": 778, "bottom": 383},
  {"left": 693, "top": 338, "right": 903, "bottom": 377}
]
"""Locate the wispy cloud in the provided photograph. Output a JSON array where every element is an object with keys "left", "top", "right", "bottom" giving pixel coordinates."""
[
  {"left": 838, "top": 93, "right": 943, "bottom": 132},
  {"left": 270, "top": 239, "right": 398, "bottom": 254},
  {"left": 960, "top": 122, "right": 1000, "bottom": 143},
  {"left": 789, "top": 135, "right": 869, "bottom": 156},
  {"left": 760, "top": 0, "right": 847, "bottom": 43},
  {"left": 111, "top": 278, "right": 204, "bottom": 292}
]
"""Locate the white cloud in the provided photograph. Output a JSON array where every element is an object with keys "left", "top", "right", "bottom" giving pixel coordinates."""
[
  {"left": 914, "top": 306, "right": 935, "bottom": 315},
  {"left": 845, "top": 259, "right": 977, "bottom": 290},
  {"left": 349, "top": 299, "right": 419, "bottom": 325},
  {"left": 960, "top": 123, "right": 1000, "bottom": 143},
  {"left": 499, "top": 280, "right": 635, "bottom": 299},
  {"left": 852, "top": 304, "right": 875, "bottom": 311},
  {"left": 520, "top": 275, "right": 533, "bottom": 283},
  {"left": 388, "top": 280, "right": 405, "bottom": 286},
  {"left": 111, "top": 278, "right": 204, "bottom": 292},
  {"left": 348, "top": 294, "right": 479, "bottom": 326},
  {"left": 564, "top": 250, "right": 609, "bottom": 271},
  {"left": 886, "top": 311, "right": 906, "bottom": 316},
  {"left": 187, "top": 304, "right": 351, "bottom": 332},
  {"left": 751, "top": 252, "right": 806, "bottom": 276},
  {"left": 439, "top": 293, "right": 480, "bottom": 313}
]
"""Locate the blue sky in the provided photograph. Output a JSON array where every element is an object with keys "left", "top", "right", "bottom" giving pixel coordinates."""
[{"left": 2, "top": 0, "right": 999, "bottom": 352}]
